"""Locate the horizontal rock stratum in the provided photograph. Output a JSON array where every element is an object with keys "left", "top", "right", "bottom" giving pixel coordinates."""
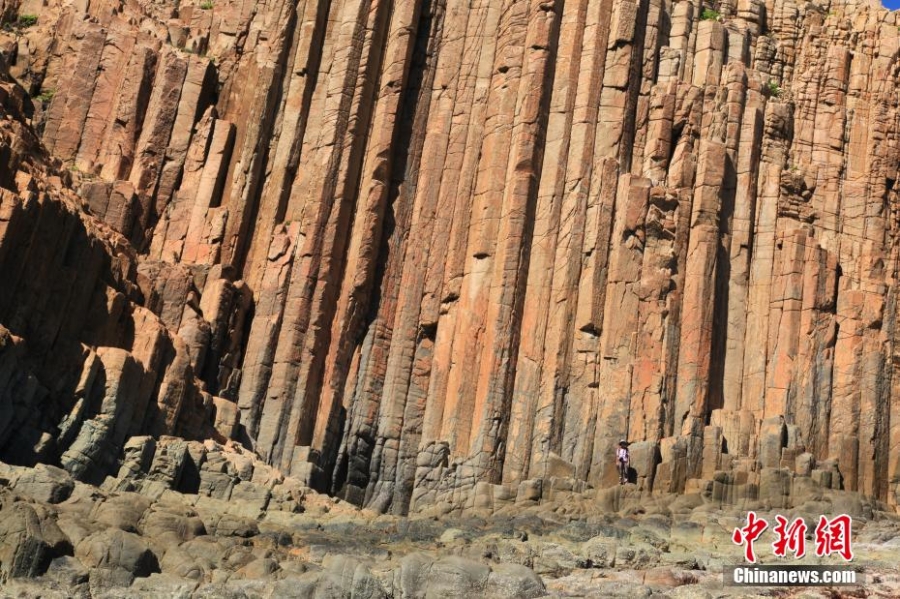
[{"left": 0, "top": 0, "right": 899, "bottom": 517}]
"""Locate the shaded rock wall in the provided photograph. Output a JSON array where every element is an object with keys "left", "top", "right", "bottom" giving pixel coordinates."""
[
  {"left": 1, "top": 0, "right": 900, "bottom": 514},
  {"left": 0, "top": 62, "right": 233, "bottom": 480}
]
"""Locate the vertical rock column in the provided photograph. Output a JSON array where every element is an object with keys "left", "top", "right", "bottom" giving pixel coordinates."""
[
  {"left": 589, "top": 175, "right": 649, "bottom": 485},
  {"left": 407, "top": 0, "right": 506, "bottom": 504},
  {"left": 741, "top": 100, "right": 793, "bottom": 418},
  {"left": 217, "top": 0, "right": 298, "bottom": 271},
  {"left": 251, "top": 0, "right": 398, "bottom": 475},
  {"left": 240, "top": 0, "right": 332, "bottom": 293},
  {"left": 128, "top": 48, "right": 189, "bottom": 245},
  {"left": 504, "top": 0, "right": 614, "bottom": 484},
  {"left": 467, "top": 0, "right": 561, "bottom": 483},
  {"left": 674, "top": 138, "right": 726, "bottom": 475},
  {"left": 438, "top": 0, "right": 534, "bottom": 466},
  {"left": 313, "top": 0, "right": 425, "bottom": 462},
  {"left": 347, "top": 0, "right": 448, "bottom": 512},
  {"left": 569, "top": 0, "right": 646, "bottom": 483},
  {"left": 721, "top": 86, "right": 764, "bottom": 412}
]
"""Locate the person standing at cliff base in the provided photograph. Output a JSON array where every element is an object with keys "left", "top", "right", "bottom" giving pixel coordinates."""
[{"left": 617, "top": 440, "right": 630, "bottom": 485}]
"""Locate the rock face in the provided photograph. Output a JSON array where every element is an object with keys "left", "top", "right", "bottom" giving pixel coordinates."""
[
  {"left": 0, "top": 63, "right": 229, "bottom": 479},
  {"left": 1, "top": 0, "right": 900, "bottom": 517}
]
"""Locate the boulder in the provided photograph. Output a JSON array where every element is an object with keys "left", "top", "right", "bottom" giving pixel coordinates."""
[
  {"left": 0, "top": 502, "right": 71, "bottom": 580},
  {"left": 13, "top": 464, "right": 75, "bottom": 504},
  {"left": 75, "top": 529, "right": 159, "bottom": 577},
  {"left": 423, "top": 556, "right": 490, "bottom": 598},
  {"left": 484, "top": 563, "right": 545, "bottom": 599}
]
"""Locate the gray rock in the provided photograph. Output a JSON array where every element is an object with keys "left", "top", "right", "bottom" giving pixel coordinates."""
[
  {"left": 75, "top": 528, "right": 159, "bottom": 577},
  {"left": 398, "top": 552, "right": 435, "bottom": 598},
  {"left": 159, "top": 548, "right": 206, "bottom": 581},
  {"left": 55, "top": 514, "right": 98, "bottom": 548},
  {"left": 43, "top": 555, "right": 89, "bottom": 588},
  {"left": 128, "top": 572, "right": 200, "bottom": 597},
  {"left": 614, "top": 541, "right": 662, "bottom": 568},
  {"left": 88, "top": 566, "right": 136, "bottom": 594},
  {"left": 215, "top": 513, "right": 259, "bottom": 538},
  {"left": 180, "top": 535, "right": 240, "bottom": 566},
  {"left": 228, "top": 482, "right": 271, "bottom": 518},
  {"left": 533, "top": 542, "right": 580, "bottom": 576},
  {"left": 270, "top": 574, "right": 320, "bottom": 599},
  {"left": 139, "top": 501, "right": 206, "bottom": 545},
  {"left": 198, "top": 455, "right": 237, "bottom": 500},
  {"left": 222, "top": 545, "right": 256, "bottom": 571},
  {"left": 146, "top": 438, "right": 190, "bottom": 486},
  {"left": 13, "top": 464, "right": 75, "bottom": 504},
  {"left": 193, "top": 579, "right": 270, "bottom": 598},
  {"left": 628, "top": 526, "right": 669, "bottom": 551},
  {"left": 233, "top": 556, "right": 279, "bottom": 580},
  {"left": 582, "top": 536, "right": 618, "bottom": 568},
  {"left": 318, "top": 554, "right": 387, "bottom": 599},
  {"left": 0, "top": 502, "right": 71, "bottom": 580},
  {"left": 423, "top": 556, "right": 490, "bottom": 598},
  {"left": 484, "top": 562, "right": 545, "bottom": 599},
  {"left": 117, "top": 436, "right": 156, "bottom": 481},
  {"left": 90, "top": 492, "right": 152, "bottom": 532}
]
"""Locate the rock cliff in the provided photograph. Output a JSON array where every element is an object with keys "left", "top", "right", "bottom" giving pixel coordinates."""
[{"left": 1, "top": 0, "right": 900, "bottom": 517}]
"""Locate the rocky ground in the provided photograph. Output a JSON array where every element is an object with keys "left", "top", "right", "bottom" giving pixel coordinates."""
[
  {"left": 0, "top": 440, "right": 898, "bottom": 598},
  {"left": 2, "top": 0, "right": 900, "bottom": 596},
  {"left": 2, "top": 0, "right": 900, "bottom": 520}
]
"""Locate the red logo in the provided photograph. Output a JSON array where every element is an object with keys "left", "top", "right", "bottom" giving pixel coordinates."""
[
  {"left": 732, "top": 511, "right": 769, "bottom": 563},
  {"left": 732, "top": 513, "right": 853, "bottom": 562},
  {"left": 772, "top": 515, "right": 807, "bottom": 558},
  {"left": 814, "top": 515, "right": 853, "bottom": 561}
]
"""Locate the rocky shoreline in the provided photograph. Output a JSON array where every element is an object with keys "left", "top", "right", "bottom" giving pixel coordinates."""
[
  {"left": 1, "top": 0, "right": 900, "bottom": 518},
  {"left": 1, "top": 440, "right": 898, "bottom": 598}
]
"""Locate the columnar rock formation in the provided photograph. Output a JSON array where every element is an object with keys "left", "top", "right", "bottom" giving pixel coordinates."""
[{"left": 1, "top": 0, "right": 899, "bottom": 515}]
